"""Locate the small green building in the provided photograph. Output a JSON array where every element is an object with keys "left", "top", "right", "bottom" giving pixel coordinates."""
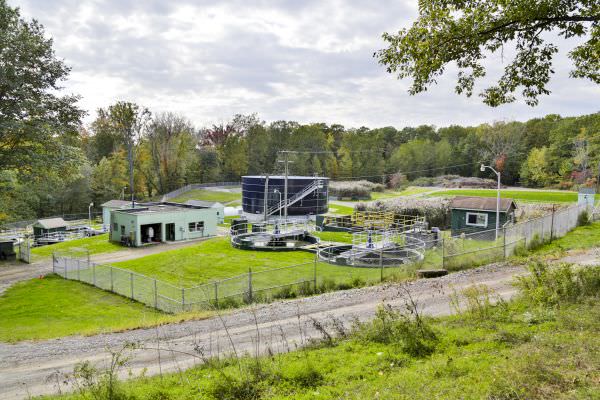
[
  {"left": 450, "top": 196, "right": 517, "bottom": 237},
  {"left": 110, "top": 202, "right": 218, "bottom": 247},
  {"left": 32, "top": 218, "right": 67, "bottom": 238}
]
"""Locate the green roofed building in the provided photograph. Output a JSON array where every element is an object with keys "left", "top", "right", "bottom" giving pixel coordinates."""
[
  {"left": 32, "top": 217, "right": 67, "bottom": 238},
  {"left": 109, "top": 202, "right": 218, "bottom": 247},
  {"left": 450, "top": 196, "right": 517, "bottom": 238}
]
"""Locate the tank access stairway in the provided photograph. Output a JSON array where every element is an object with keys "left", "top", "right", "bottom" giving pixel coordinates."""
[{"left": 267, "top": 179, "right": 324, "bottom": 217}]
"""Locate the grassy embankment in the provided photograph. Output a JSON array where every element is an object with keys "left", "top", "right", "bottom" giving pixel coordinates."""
[
  {"left": 169, "top": 189, "right": 241, "bottom": 204},
  {"left": 0, "top": 275, "right": 205, "bottom": 342},
  {"left": 44, "top": 261, "right": 600, "bottom": 400},
  {"left": 30, "top": 233, "right": 122, "bottom": 259},
  {"left": 427, "top": 188, "right": 600, "bottom": 203}
]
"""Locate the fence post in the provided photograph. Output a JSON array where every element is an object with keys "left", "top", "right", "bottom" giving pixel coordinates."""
[
  {"left": 503, "top": 226, "right": 507, "bottom": 259},
  {"left": 181, "top": 287, "right": 185, "bottom": 312},
  {"left": 52, "top": 253, "right": 56, "bottom": 274},
  {"left": 313, "top": 254, "right": 318, "bottom": 292},
  {"left": 214, "top": 282, "right": 219, "bottom": 307},
  {"left": 541, "top": 217, "right": 545, "bottom": 243},
  {"left": 154, "top": 279, "right": 158, "bottom": 309},
  {"left": 110, "top": 267, "right": 114, "bottom": 292},
  {"left": 77, "top": 259, "right": 80, "bottom": 281},
  {"left": 379, "top": 247, "right": 384, "bottom": 282},
  {"left": 550, "top": 204, "right": 555, "bottom": 241},
  {"left": 92, "top": 263, "right": 96, "bottom": 286},
  {"left": 87, "top": 249, "right": 90, "bottom": 269},
  {"left": 248, "top": 268, "right": 253, "bottom": 303},
  {"left": 441, "top": 236, "right": 445, "bottom": 270},
  {"left": 130, "top": 272, "right": 134, "bottom": 299}
]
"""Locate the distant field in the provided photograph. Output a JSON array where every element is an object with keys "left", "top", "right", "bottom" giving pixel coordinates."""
[
  {"left": 370, "top": 186, "right": 434, "bottom": 200},
  {"left": 426, "top": 189, "right": 594, "bottom": 203},
  {"left": 170, "top": 189, "right": 241, "bottom": 204},
  {"left": 0, "top": 275, "right": 193, "bottom": 342},
  {"left": 31, "top": 233, "right": 121, "bottom": 258}
]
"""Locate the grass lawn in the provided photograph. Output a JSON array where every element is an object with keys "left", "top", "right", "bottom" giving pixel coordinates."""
[
  {"left": 426, "top": 188, "right": 597, "bottom": 203},
  {"left": 46, "top": 264, "right": 600, "bottom": 400},
  {"left": 313, "top": 230, "right": 354, "bottom": 244},
  {"left": 369, "top": 186, "right": 434, "bottom": 200},
  {"left": 327, "top": 203, "right": 355, "bottom": 215},
  {"left": 0, "top": 275, "right": 198, "bottom": 342},
  {"left": 111, "top": 237, "right": 395, "bottom": 289},
  {"left": 531, "top": 221, "right": 600, "bottom": 255},
  {"left": 170, "top": 189, "right": 240, "bottom": 204},
  {"left": 31, "top": 234, "right": 122, "bottom": 258}
]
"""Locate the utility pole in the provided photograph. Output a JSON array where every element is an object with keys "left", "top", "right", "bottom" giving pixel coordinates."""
[
  {"left": 277, "top": 151, "right": 294, "bottom": 221},
  {"left": 263, "top": 174, "right": 269, "bottom": 221},
  {"left": 284, "top": 151, "right": 289, "bottom": 221}
]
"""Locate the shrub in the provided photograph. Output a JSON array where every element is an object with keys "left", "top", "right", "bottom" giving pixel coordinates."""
[
  {"left": 388, "top": 172, "right": 407, "bottom": 189},
  {"left": 297, "top": 280, "right": 315, "bottom": 296},
  {"left": 318, "top": 278, "right": 337, "bottom": 293},
  {"left": 356, "top": 197, "right": 451, "bottom": 228},
  {"left": 450, "top": 284, "right": 496, "bottom": 321},
  {"left": 329, "top": 180, "right": 384, "bottom": 199},
  {"left": 516, "top": 261, "right": 600, "bottom": 307},
  {"left": 273, "top": 286, "right": 296, "bottom": 300},
  {"left": 353, "top": 304, "right": 438, "bottom": 357},
  {"left": 284, "top": 363, "right": 324, "bottom": 388},
  {"left": 577, "top": 210, "right": 590, "bottom": 227}
]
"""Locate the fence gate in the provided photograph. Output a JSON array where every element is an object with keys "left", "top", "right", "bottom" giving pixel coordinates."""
[{"left": 18, "top": 238, "right": 31, "bottom": 263}]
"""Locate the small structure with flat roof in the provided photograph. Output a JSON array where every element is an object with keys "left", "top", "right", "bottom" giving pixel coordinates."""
[
  {"left": 32, "top": 218, "right": 67, "bottom": 238},
  {"left": 101, "top": 200, "right": 133, "bottom": 231},
  {"left": 109, "top": 202, "right": 218, "bottom": 247},
  {"left": 450, "top": 196, "right": 517, "bottom": 237}
]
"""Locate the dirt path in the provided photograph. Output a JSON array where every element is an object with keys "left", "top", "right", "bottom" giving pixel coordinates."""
[{"left": 0, "top": 262, "right": 524, "bottom": 399}]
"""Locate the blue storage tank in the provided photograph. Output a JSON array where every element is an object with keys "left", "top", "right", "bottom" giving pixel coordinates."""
[{"left": 242, "top": 175, "right": 329, "bottom": 216}]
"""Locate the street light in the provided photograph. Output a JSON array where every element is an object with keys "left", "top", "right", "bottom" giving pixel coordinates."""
[
  {"left": 480, "top": 164, "right": 501, "bottom": 241},
  {"left": 88, "top": 202, "right": 94, "bottom": 227},
  {"left": 121, "top": 186, "right": 127, "bottom": 200}
]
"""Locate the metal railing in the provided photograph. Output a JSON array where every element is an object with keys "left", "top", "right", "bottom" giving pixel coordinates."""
[{"left": 53, "top": 202, "right": 593, "bottom": 313}]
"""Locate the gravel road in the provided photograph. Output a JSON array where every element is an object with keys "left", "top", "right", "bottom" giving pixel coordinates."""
[{"left": 0, "top": 261, "right": 525, "bottom": 399}]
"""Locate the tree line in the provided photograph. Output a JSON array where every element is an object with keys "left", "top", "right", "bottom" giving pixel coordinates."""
[{"left": 0, "top": 0, "right": 598, "bottom": 225}]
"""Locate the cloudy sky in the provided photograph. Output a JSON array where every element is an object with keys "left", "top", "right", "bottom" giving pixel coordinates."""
[{"left": 12, "top": 0, "right": 600, "bottom": 129}]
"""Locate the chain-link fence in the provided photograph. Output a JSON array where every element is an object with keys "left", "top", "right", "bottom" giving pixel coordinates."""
[{"left": 53, "top": 203, "right": 592, "bottom": 314}]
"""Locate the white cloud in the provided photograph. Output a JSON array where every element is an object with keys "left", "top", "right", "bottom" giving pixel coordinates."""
[{"left": 11, "top": 0, "right": 600, "bottom": 129}]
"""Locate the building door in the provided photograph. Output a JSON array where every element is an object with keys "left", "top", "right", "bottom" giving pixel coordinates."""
[{"left": 166, "top": 223, "right": 176, "bottom": 241}]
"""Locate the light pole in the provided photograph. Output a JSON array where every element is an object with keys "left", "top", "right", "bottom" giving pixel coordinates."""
[
  {"left": 121, "top": 186, "right": 127, "bottom": 201},
  {"left": 480, "top": 164, "right": 501, "bottom": 241},
  {"left": 88, "top": 202, "right": 94, "bottom": 227}
]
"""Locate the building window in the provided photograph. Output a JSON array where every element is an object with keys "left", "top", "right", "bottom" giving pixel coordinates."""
[
  {"left": 466, "top": 212, "right": 488, "bottom": 227},
  {"left": 188, "top": 221, "right": 204, "bottom": 232},
  {"left": 120, "top": 225, "right": 126, "bottom": 235},
  {"left": 113, "top": 222, "right": 118, "bottom": 231}
]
